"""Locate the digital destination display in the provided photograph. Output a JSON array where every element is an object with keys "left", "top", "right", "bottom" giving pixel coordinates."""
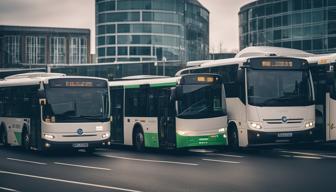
[
  {"left": 181, "top": 74, "right": 221, "bottom": 85},
  {"left": 49, "top": 78, "right": 107, "bottom": 88},
  {"left": 248, "top": 57, "right": 308, "bottom": 70},
  {"left": 261, "top": 60, "right": 293, "bottom": 67}
]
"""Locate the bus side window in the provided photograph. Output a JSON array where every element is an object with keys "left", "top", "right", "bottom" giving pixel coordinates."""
[
  {"left": 0, "top": 88, "right": 4, "bottom": 116},
  {"left": 210, "top": 65, "right": 239, "bottom": 98}
]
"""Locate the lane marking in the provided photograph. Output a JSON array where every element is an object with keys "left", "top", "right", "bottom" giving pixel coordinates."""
[
  {"left": 7, "top": 158, "right": 47, "bottom": 165},
  {"left": 279, "top": 150, "right": 336, "bottom": 159},
  {"left": 206, "top": 153, "right": 244, "bottom": 158},
  {"left": 99, "top": 154, "right": 198, "bottom": 166},
  {"left": 202, "top": 158, "right": 240, "bottom": 164},
  {"left": 0, "top": 170, "right": 142, "bottom": 192},
  {"left": 0, "top": 187, "right": 20, "bottom": 192},
  {"left": 54, "top": 162, "right": 111, "bottom": 171},
  {"left": 281, "top": 155, "right": 322, "bottom": 160}
]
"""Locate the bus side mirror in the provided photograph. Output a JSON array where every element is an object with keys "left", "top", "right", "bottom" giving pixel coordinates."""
[{"left": 171, "top": 86, "right": 183, "bottom": 101}]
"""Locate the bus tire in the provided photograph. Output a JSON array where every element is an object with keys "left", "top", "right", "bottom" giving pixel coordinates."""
[
  {"left": 228, "top": 124, "right": 239, "bottom": 151},
  {"left": 22, "top": 128, "right": 30, "bottom": 151},
  {"left": 0, "top": 124, "right": 8, "bottom": 147},
  {"left": 133, "top": 126, "right": 145, "bottom": 152}
]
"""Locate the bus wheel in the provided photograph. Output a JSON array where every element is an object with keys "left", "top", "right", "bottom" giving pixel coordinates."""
[
  {"left": 228, "top": 126, "right": 239, "bottom": 150},
  {"left": 22, "top": 130, "right": 30, "bottom": 151},
  {"left": 133, "top": 128, "right": 145, "bottom": 152},
  {"left": 0, "top": 127, "right": 8, "bottom": 147}
]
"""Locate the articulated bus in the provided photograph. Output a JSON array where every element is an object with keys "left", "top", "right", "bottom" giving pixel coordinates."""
[
  {"left": 109, "top": 74, "right": 228, "bottom": 150},
  {"left": 177, "top": 47, "right": 316, "bottom": 148},
  {"left": 0, "top": 73, "right": 111, "bottom": 152}
]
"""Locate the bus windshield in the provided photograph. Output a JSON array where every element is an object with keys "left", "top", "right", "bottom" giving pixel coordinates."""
[
  {"left": 247, "top": 69, "right": 313, "bottom": 106},
  {"left": 177, "top": 84, "right": 225, "bottom": 119},
  {"left": 44, "top": 87, "right": 109, "bottom": 122}
]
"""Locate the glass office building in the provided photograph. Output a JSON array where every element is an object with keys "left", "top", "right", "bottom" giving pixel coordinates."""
[
  {"left": 96, "top": 0, "right": 209, "bottom": 75},
  {"left": 239, "top": 0, "right": 336, "bottom": 54}
]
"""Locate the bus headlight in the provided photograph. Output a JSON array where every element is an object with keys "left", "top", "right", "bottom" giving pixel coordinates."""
[
  {"left": 44, "top": 134, "right": 55, "bottom": 140},
  {"left": 305, "top": 121, "right": 315, "bottom": 129},
  {"left": 177, "top": 130, "right": 186, "bottom": 135},
  {"left": 102, "top": 132, "right": 110, "bottom": 139},
  {"left": 218, "top": 128, "right": 226, "bottom": 133},
  {"left": 248, "top": 121, "right": 262, "bottom": 129}
]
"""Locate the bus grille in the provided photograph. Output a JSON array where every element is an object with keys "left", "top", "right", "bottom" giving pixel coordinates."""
[{"left": 263, "top": 118, "right": 303, "bottom": 124}]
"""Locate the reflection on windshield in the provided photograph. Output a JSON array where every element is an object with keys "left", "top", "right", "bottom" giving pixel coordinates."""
[
  {"left": 44, "top": 88, "right": 109, "bottom": 122},
  {"left": 178, "top": 84, "right": 225, "bottom": 119},
  {"left": 247, "top": 69, "right": 313, "bottom": 106}
]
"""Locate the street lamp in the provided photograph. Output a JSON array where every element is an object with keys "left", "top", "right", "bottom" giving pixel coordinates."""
[{"left": 162, "top": 56, "right": 167, "bottom": 76}]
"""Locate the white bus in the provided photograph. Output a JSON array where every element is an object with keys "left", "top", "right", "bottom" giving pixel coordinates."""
[
  {"left": 177, "top": 47, "right": 316, "bottom": 148},
  {"left": 243, "top": 46, "right": 336, "bottom": 143},
  {"left": 0, "top": 73, "right": 111, "bottom": 152},
  {"left": 109, "top": 74, "right": 228, "bottom": 150}
]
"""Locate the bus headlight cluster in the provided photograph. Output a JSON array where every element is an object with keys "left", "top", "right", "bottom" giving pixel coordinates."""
[
  {"left": 305, "top": 121, "right": 315, "bottom": 129},
  {"left": 218, "top": 128, "right": 226, "bottom": 133},
  {"left": 102, "top": 133, "right": 110, "bottom": 139},
  {"left": 248, "top": 121, "right": 262, "bottom": 129},
  {"left": 177, "top": 130, "right": 186, "bottom": 136},
  {"left": 44, "top": 134, "right": 55, "bottom": 140}
]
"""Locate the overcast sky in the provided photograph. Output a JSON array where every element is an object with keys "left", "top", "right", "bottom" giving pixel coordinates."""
[{"left": 0, "top": 0, "right": 253, "bottom": 53}]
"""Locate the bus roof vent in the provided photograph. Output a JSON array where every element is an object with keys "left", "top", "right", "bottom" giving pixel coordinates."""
[
  {"left": 5, "top": 72, "right": 66, "bottom": 80},
  {"left": 186, "top": 60, "right": 212, "bottom": 67}
]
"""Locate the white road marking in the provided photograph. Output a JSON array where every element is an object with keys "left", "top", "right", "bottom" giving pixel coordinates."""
[
  {"left": 202, "top": 158, "right": 240, "bottom": 164},
  {"left": 0, "top": 170, "right": 142, "bottom": 192},
  {"left": 7, "top": 158, "right": 47, "bottom": 165},
  {"left": 53, "top": 162, "right": 111, "bottom": 171},
  {"left": 99, "top": 154, "right": 199, "bottom": 166},
  {"left": 279, "top": 150, "right": 336, "bottom": 159},
  {"left": 206, "top": 153, "right": 244, "bottom": 158},
  {"left": 0, "top": 186, "right": 20, "bottom": 192},
  {"left": 281, "top": 155, "right": 322, "bottom": 160}
]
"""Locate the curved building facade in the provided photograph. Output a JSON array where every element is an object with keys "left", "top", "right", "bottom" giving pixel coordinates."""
[
  {"left": 239, "top": 0, "right": 336, "bottom": 54},
  {"left": 96, "top": 0, "right": 209, "bottom": 74}
]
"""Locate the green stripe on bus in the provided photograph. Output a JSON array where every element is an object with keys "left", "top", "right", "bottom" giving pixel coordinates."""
[
  {"left": 14, "top": 132, "right": 22, "bottom": 145},
  {"left": 125, "top": 85, "right": 141, "bottom": 89},
  {"left": 150, "top": 82, "right": 176, "bottom": 88},
  {"left": 176, "top": 133, "right": 228, "bottom": 148},
  {"left": 144, "top": 132, "right": 159, "bottom": 148}
]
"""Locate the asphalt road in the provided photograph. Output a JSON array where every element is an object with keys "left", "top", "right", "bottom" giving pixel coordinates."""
[{"left": 0, "top": 143, "right": 336, "bottom": 192}]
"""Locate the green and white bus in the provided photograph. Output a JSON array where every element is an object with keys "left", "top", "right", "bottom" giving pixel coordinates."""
[
  {"left": 0, "top": 73, "right": 111, "bottom": 151},
  {"left": 177, "top": 47, "right": 316, "bottom": 148},
  {"left": 109, "top": 74, "right": 228, "bottom": 150}
]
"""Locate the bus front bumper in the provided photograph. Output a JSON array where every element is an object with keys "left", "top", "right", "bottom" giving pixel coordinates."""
[
  {"left": 41, "top": 139, "right": 110, "bottom": 150},
  {"left": 176, "top": 133, "right": 228, "bottom": 148},
  {"left": 247, "top": 128, "right": 315, "bottom": 145}
]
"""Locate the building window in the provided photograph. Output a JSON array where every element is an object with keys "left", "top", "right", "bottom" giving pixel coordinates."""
[
  {"left": 50, "top": 37, "right": 66, "bottom": 64},
  {"left": 3, "top": 36, "right": 20, "bottom": 65},
  {"left": 69, "top": 37, "right": 87, "bottom": 64},
  {"left": 25, "top": 36, "right": 46, "bottom": 64}
]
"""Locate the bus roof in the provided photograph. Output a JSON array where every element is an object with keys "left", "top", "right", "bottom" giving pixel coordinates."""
[
  {"left": 0, "top": 72, "right": 108, "bottom": 87},
  {"left": 109, "top": 76, "right": 180, "bottom": 88},
  {"left": 235, "top": 46, "right": 314, "bottom": 58}
]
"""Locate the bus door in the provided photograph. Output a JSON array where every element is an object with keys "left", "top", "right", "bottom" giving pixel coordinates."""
[
  {"left": 110, "top": 87, "right": 124, "bottom": 144},
  {"left": 157, "top": 88, "right": 176, "bottom": 147},
  {"left": 327, "top": 69, "right": 336, "bottom": 141}
]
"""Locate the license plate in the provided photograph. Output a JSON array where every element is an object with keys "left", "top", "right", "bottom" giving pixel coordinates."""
[
  {"left": 277, "top": 133, "right": 293, "bottom": 138},
  {"left": 72, "top": 143, "right": 89, "bottom": 148}
]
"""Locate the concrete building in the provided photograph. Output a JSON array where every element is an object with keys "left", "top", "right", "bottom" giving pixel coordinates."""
[
  {"left": 239, "top": 0, "right": 336, "bottom": 54},
  {"left": 0, "top": 25, "right": 90, "bottom": 68}
]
